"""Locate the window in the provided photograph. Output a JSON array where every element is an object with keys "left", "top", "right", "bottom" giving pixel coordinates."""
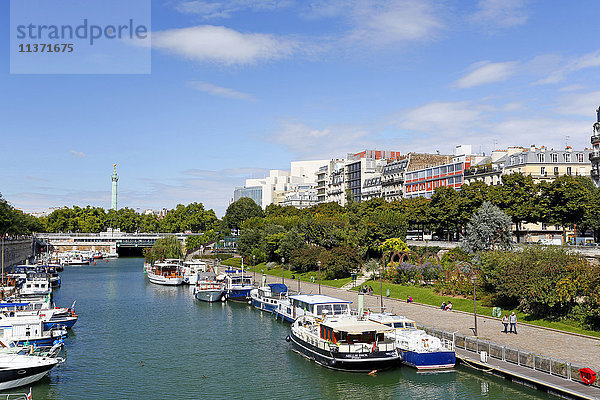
[
  {"left": 448, "top": 164, "right": 454, "bottom": 172},
  {"left": 540, "top": 166, "right": 546, "bottom": 175},
  {"left": 567, "top": 167, "right": 572, "bottom": 175},
  {"left": 564, "top": 153, "right": 571, "bottom": 162},
  {"left": 577, "top": 153, "right": 584, "bottom": 162},
  {"left": 440, "top": 166, "right": 447, "bottom": 174},
  {"left": 551, "top": 153, "right": 558, "bottom": 162},
  {"left": 542, "top": 223, "right": 547, "bottom": 230},
  {"left": 554, "top": 166, "right": 559, "bottom": 175},
  {"left": 537, "top": 153, "right": 545, "bottom": 162}
]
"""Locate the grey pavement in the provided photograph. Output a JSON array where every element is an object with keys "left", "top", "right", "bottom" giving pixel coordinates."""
[{"left": 262, "top": 273, "right": 600, "bottom": 371}]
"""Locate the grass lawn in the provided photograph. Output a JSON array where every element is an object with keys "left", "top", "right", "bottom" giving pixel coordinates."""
[
  {"left": 353, "top": 280, "right": 600, "bottom": 338},
  {"left": 222, "top": 260, "right": 352, "bottom": 289}
]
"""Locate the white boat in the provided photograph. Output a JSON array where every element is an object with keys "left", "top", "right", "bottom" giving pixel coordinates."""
[
  {"left": 250, "top": 284, "right": 288, "bottom": 313},
  {"left": 193, "top": 281, "right": 225, "bottom": 302},
  {"left": 274, "top": 294, "right": 352, "bottom": 323},
  {"left": 368, "top": 313, "right": 455, "bottom": 370},
  {"left": 0, "top": 315, "right": 67, "bottom": 347},
  {"left": 181, "top": 260, "right": 212, "bottom": 285},
  {"left": 222, "top": 271, "right": 253, "bottom": 301},
  {"left": 288, "top": 314, "right": 400, "bottom": 372},
  {"left": 19, "top": 273, "right": 52, "bottom": 296},
  {"left": 0, "top": 353, "right": 62, "bottom": 390},
  {"left": 147, "top": 262, "right": 183, "bottom": 286}
]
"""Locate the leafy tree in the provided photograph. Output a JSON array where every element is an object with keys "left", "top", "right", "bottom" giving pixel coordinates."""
[
  {"left": 379, "top": 238, "right": 410, "bottom": 254},
  {"left": 276, "top": 229, "right": 305, "bottom": 262},
  {"left": 540, "top": 175, "right": 589, "bottom": 241},
  {"left": 429, "top": 186, "right": 461, "bottom": 240},
  {"left": 491, "top": 173, "right": 539, "bottom": 242},
  {"left": 461, "top": 201, "right": 512, "bottom": 253},
  {"left": 143, "top": 235, "right": 183, "bottom": 263},
  {"left": 224, "top": 198, "right": 263, "bottom": 231},
  {"left": 321, "top": 245, "right": 362, "bottom": 279},
  {"left": 290, "top": 245, "right": 324, "bottom": 273}
]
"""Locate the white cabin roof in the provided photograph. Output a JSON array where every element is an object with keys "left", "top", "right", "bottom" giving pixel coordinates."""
[{"left": 289, "top": 294, "right": 351, "bottom": 305}]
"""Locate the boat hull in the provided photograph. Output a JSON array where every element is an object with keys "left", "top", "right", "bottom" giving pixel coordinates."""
[
  {"left": 289, "top": 330, "right": 400, "bottom": 372},
  {"left": 400, "top": 349, "right": 456, "bottom": 370},
  {"left": 226, "top": 288, "right": 251, "bottom": 301},
  {"left": 251, "top": 299, "right": 277, "bottom": 312},
  {"left": 147, "top": 274, "right": 183, "bottom": 286},
  {"left": 0, "top": 360, "right": 58, "bottom": 390},
  {"left": 43, "top": 317, "right": 78, "bottom": 330},
  {"left": 194, "top": 290, "right": 224, "bottom": 302}
]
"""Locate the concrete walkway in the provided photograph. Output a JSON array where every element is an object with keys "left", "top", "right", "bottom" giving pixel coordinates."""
[{"left": 262, "top": 273, "right": 600, "bottom": 371}]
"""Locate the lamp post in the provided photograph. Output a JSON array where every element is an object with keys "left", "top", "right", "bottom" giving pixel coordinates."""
[
  {"left": 317, "top": 261, "right": 321, "bottom": 294},
  {"left": 281, "top": 257, "right": 285, "bottom": 284},
  {"left": 1, "top": 234, "right": 4, "bottom": 287},
  {"left": 471, "top": 273, "right": 478, "bottom": 336},
  {"left": 252, "top": 254, "right": 256, "bottom": 285},
  {"left": 380, "top": 263, "right": 384, "bottom": 313}
]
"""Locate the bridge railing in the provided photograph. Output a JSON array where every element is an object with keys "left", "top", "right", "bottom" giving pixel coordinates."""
[{"left": 420, "top": 325, "right": 600, "bottom": 388}]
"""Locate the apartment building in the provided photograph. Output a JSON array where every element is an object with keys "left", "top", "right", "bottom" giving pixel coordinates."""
[
  {"left": 591, "top": 107, "right": 600, "bottom": 187},
  {"left": 503, "top": 145, "right": 592, "bottom": 182},
  {"left": 464, "top": 147, "right": 525, "bottom": 186}
]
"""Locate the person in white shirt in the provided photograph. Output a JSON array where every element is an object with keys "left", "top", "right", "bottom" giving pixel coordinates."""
[{"left": 509, "top": 312, "right": 517, "bottom": 334}]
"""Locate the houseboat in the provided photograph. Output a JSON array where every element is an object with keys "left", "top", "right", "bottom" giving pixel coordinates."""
[
  {"left": 368, "top": 313, "right": 455, "bottom": 370},
  {"left": 222, "top": 271, "right": 253, "bottom": 301},
  {"left": 274, "top": 294, "right": 352, "bottom": 323},
  {"left": 147, "top": 262, "right": 183, "bottom": 286},
  {"left": 250, "top": 283, "right": 288, "bottom": 312},
  {"left": 288, "top": 314, "right": 400, "bottom": 372}
]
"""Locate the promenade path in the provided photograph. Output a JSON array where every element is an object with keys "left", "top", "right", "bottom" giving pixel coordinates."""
[{"left": 261, "top": 274, "right": 600, "bottom": 371}]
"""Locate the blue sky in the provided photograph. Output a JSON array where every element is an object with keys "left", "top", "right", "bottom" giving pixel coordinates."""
[{"left": 1, "top": 0, "right": 600, "bottom": 217}]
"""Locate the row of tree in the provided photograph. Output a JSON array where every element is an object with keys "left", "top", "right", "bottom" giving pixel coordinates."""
[{"left": 0, "top": 194, "right": 43, "bottom": 235}]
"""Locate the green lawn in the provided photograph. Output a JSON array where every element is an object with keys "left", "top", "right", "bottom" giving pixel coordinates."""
[
  {"left": 353, "top": 280, "right": 600, "bottom": 338},
  {"left": 232, "top": 261, "right": 352, "bottom": 289}
]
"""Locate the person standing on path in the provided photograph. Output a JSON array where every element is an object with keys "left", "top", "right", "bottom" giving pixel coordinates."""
[
  {"left": 502, "top": 314, "right": 509, "bottom": 333},
  {"left": 509, "top": 312, "right": 517, "bottom": 334}
]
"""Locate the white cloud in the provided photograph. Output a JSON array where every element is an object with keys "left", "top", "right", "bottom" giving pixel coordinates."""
[
  {"left": 306, "top": 0, "right": 444, "bottom": 46},
  {"left": 555, "top": 90, "right": 600, "bottom": 117},
  {"left": 69, "top": 150, "right": 86, "bottom": 158},
  {"left": 455, "top": 61, "right": 518, "bottom": 88},
  {"left": 175, "top": 0, "right": 293, "bottom": 19},
  {"left": 152, "top": 25, "right": 298, "bottom": 65},
  {"left": 537, "top": 50, "right": 600, "bottom": 85},
  {"left": 471, "top": 0, "right": 528, "bottom": 29},
  {"left": 188, "top": 81, "right": 255, "bottom": 101}
]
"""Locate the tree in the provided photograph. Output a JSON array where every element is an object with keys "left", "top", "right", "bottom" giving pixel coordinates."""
[
  {"left": 492, "top": 173, "right": 539, "bottom": 243},
  {"left": 541, "top": 175, "right": 589, "bottom": 242},
  {"left": 461, "top": 201, "right": 512, "bottom": 253},
  {"left": 224, "top": 198, "right": 263, "bottom": 231},
  {"left": 321, "top": 246, "right": 362, "bottom": 279},
  {"left": 143, "top": 235, "right": 183, "bottom": 263},
  {"left": 276, "top": 229, "right": 305, "bottom": 262},
  {"left": 430, "top": 186, "right": 461, "bottom": 240}
]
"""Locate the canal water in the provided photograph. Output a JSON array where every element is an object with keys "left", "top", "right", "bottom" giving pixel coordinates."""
[{"left": 26, "top": 258, "right": 554, "bottom": 400}]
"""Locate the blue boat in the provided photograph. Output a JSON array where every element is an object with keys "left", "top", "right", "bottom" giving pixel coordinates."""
[
  {"left": 250, "top": 283, "right": 287, "bottom": 312},
  {"left": 368, "top": 313, "right": 455, "bottom": 370},
  {"left": 223, "top": 271, "right": 253, "bottom": 301}
]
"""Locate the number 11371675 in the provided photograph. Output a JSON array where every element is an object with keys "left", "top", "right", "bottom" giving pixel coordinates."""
[{"left": 18, "top": 43, "right": 73, "bottom": 53}]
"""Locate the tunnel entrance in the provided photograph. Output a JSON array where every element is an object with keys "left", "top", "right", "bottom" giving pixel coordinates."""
[{"left": 116, "top": 246, "right": 145, "bottom": 257}]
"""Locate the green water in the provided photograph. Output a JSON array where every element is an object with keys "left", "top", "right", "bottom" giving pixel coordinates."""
[{"left": 22, "top": 258, "right": 555, "bottom": 399}]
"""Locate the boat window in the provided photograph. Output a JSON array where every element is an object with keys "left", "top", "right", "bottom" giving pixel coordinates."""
[
  {"left": 333, "top": 304, "right": 346, "bottom": 314},
  {"left": 376, "top": 333, "right": 385, "bottom": 342},
  {"left": 338, "top": 331, "right": 347, "bottom": 342},
  {"left": 405, "top": 322, "right": 416, "bottom": 329},
  {"left": 393, "top": 322, "right": 404, "bottom": 328}
]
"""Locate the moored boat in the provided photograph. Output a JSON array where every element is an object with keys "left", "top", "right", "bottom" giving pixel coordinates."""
[
  {"left": 274, "top": 294, "right": 352, "bottom": 323},
  {"left": 368, "top": 313, "right": 455, "bottom": 370},
  {"left": 288, "top": 314, "right": 400, "bottom": 372},
  {"left": 0, "top": 353, "right": 62, "bottom": 390},
  {"left": 222, "top": 271, "right": 253, "bottom": 301},
  {"left": 250, "top": 283, "right": 287, "bottom": 313},
  {"left": 193, "top": 281, "right": 225, "bottom": 302},
  {"left": 147, "top": 262, "right": 183, "bottom": 286}
]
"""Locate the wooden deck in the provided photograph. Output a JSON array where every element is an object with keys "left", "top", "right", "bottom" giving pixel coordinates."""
[{"left": 456, "top": 348, "right": 600, "bottom": 400}]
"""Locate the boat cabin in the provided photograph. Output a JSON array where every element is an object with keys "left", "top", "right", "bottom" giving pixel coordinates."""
[
  {"left": 368, "top": 313, "right": 417, "bottom": 330},
  {"left": 319, "top": 320, "right": 389, "bottom": 345},
  {"left": 152, "top": 263, "right": 181, "bottom": 278}
]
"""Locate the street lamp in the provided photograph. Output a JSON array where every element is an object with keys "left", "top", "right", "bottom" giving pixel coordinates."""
[
  {"left": 317, "top": 260, "right": 321, "bottom": 294},
  {"left": 471, "top": 273, "right": 478, "bottom": 336},
  {"left": 1, "top": 233, "right": 5, "bottom": 287},
  {"left": 281, "top": 257, "right": 285, "bottom": 284},
  {"left": 252, "top": 254, "right": 256, "bottom": 285}
]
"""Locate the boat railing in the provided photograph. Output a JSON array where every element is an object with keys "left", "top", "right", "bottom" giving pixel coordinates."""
[
  {"left": 420, "top": 324, "right": 600, "bottom": 388},
  {"left": 0, "top": 392, "right": 29, "bottom": 400}
]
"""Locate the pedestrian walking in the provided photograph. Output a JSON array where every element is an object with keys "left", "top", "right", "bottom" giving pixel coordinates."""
[
  {"left": 502, "top": 314, "right": 509, "bottom": 333},
  {"left": 509, "top": 312, "right": 517, "bottom": 334}
]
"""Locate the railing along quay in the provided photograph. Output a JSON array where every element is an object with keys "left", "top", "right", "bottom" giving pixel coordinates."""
[{"left": 422, "top": 325, "right": 600, "bottom": 394}]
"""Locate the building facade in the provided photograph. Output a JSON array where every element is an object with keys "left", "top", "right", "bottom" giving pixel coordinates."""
[
  {"left": 503, "top": 145, "right": 592, "bottom": 182},
  {"left": 591, "top": 107, "right": 600, "bottom": 187}
]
